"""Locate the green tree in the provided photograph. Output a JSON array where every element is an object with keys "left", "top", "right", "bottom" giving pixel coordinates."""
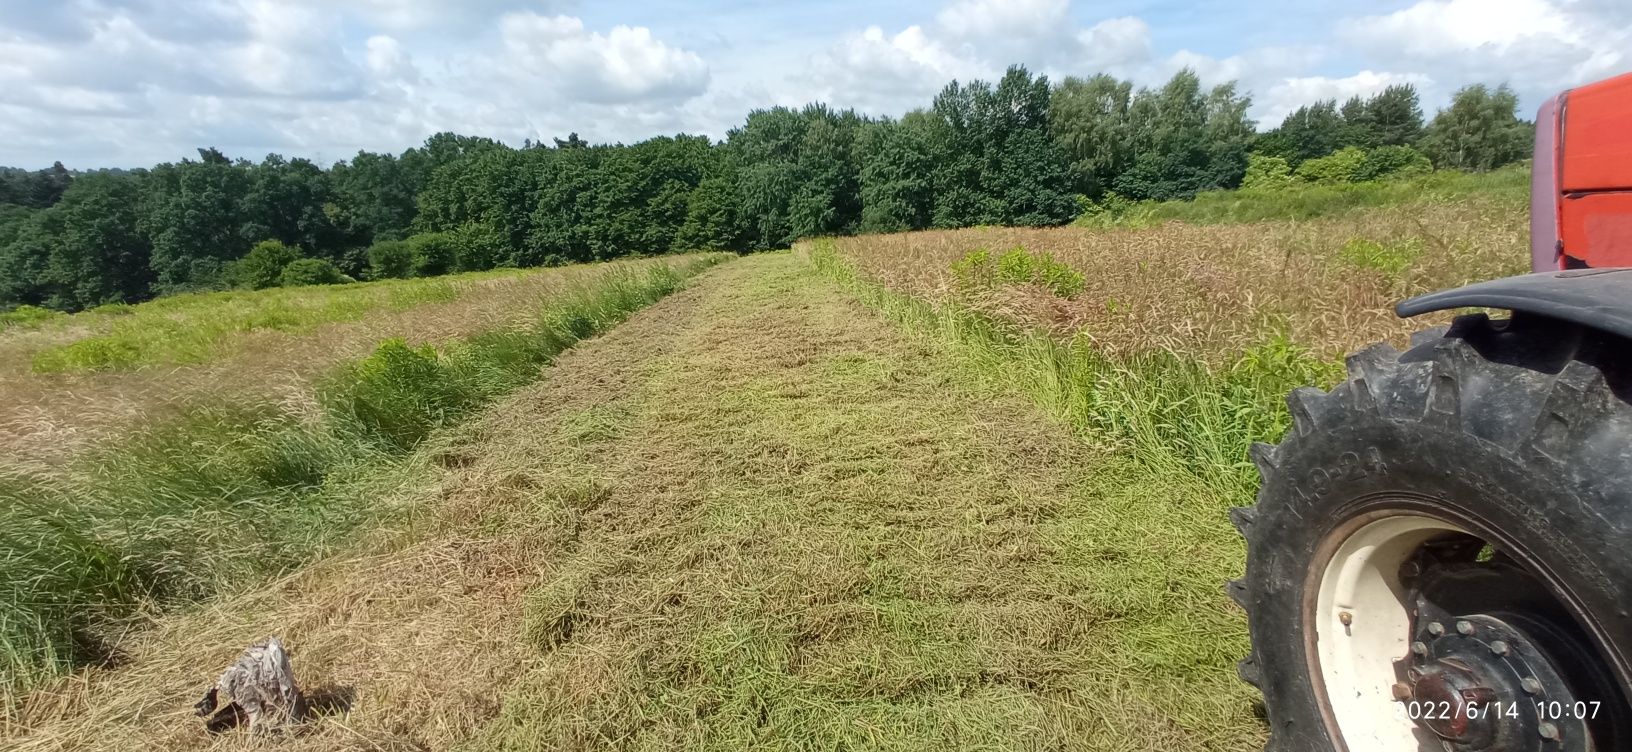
[
  {"left": 1114, "top": 69, "right": 1255, "bottom": 200},
  {"left": 728, "top": 104, "right": 866, "bottom": 248},
  {"left": 1420, "top": 84, "right": 1531, "bottom": 171},
  {"left": 675, "top": 172, "right": 750, "bottom": 252},
  {"left": 241, "top": 155, "right": 340, "bottom": 254},
  {"left": 1050, "top": 74, "right": 1134, "bottom": 198},
  {"left": 527, "top": 147, "right": 601, "bottom": 265},
  {"left": 1265, "top": 100, "right": 1345, "bottom": 165},
  {"left": 927, "top": 66, "right": 1078, "bottom": 226},
  {"left": 138, "top": 149, "right": 253, "bottom": 293},
  {"left": 329, "top": 151, "right": 417, "bottom": 244},
  {"left": 42, "top": 172, "right": 154, "bottom": 307},
  {"left": 232, "top": 239, "right": 304, "bottom": 290},
  {"left": 278, "top": 257, "right": 349, "bottom": 286},
  {"left": 1364, "top": 84, "right": 1425, "bottom": 147},
  {"left": 858, "top": 112, "right": 936, "bottom": 233}
]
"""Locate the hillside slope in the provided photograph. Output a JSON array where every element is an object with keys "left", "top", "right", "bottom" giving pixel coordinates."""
[{"left": 9, "top": 253, "right": 1260, "bottom": 751}]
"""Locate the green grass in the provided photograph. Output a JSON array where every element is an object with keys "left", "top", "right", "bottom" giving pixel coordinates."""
[
  {"left": 806, "top": 239, "right": 1341, "bottom": 499},
  {"left": 23, "top": 270, "right": 503, "bottom": 373},
  {"left": 0, "top": 255, "right": 728, "bottom": 704},
  {"left": 457, "top": 254, "right": 1267, "bottom": 751},
  {"left": 1083, "top": 164, "right": 1530, "bottom": 227},
  {"left": 0, "top": 304, "right": 64, "bottom": 329}
]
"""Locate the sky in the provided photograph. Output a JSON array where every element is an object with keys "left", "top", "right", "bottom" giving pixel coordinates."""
[{"left": 0, "top": 0, "right": 1627, "bottom": 169}]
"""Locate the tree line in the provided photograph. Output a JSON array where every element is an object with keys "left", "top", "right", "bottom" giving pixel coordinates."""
[{"left": 0, "top": 66, "right": 1534, "bottom": 313}]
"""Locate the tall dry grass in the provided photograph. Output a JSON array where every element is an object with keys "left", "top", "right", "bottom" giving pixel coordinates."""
[{"left": 829, "top": 194, "right": 1526, "bottom": 365}]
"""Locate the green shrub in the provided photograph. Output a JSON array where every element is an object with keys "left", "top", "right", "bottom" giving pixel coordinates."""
[
  {"left": 1338, "top": 237, "right": 1422, "bottom": 276},
  {"left": 1241, "top": 154, "right": 1294, "bottom": 190},
  {"left": 277, "top": 258, "right": 350, "bottom": 287},
  {"left": 1072, "top": 191, "right": 1156, "bottom": 229},
  {"left": 233, "top": 240, "right": 304, "bottom": 290},
  {"left": 367, "top": 240, "right": 415, "bottom": 280},
  {"left": 323, "top": 339, "right": 472, "bottom": 452},
  {"left": 450, "top": 224, "right": 508, "bottom": 272},
  {"left": 1294, "top": 146, "right": 1367, "bottom": 184},
  {"left": 1354, "top": 145, "right": 1433, "bottom": 182},
  {"left": 409, "top": 233, "right": 459, "bottom": 277},
  {"left": 953, "top": 246, "right": 1083, "bottom": 298}
]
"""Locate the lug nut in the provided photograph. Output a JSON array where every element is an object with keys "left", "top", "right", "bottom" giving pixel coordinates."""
[
  {"left": 1456, "top": 620, "right": 1475, "bottom": 635},
  {"left": 1539, "top": 722, "right": 1560, "bottom": 740},
  {"left": 1428, "top": 622, "right": 1446, "bottom": 636},
  {"left": 1522, "top": 677, "right": 1543, "bottom": 695},
  {"left": 1490, "top": 640, "right": 1510, "bottom": 656},
  {"left": 1412, "top": 641, "right": 1429, "bottom": 656},
  {"left": 1407, "top": 667, "right": 1422, "bottom": 682}
]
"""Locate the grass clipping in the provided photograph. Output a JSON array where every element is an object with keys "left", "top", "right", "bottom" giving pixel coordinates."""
[{"left": 0, "top": 254, "right": 728, "bottom": 709}]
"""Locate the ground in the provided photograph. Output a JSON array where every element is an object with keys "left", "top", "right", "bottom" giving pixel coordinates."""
[{"left": 8, "top": 253, "right": 1262, "bottom": 751}]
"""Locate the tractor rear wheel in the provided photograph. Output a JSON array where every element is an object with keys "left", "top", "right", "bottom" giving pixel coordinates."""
[{"left": 1232, "top": 312, "right": 1632, "bottom": 751}]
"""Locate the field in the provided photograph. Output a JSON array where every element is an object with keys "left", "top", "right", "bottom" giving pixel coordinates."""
[{"left": 1, "top": 177, "right": 1530, "bottom": 750}]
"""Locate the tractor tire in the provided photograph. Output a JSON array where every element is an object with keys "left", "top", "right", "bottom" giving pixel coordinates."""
[{"left": 1232, "top": 312, "right": 1632, "bottom": 752}]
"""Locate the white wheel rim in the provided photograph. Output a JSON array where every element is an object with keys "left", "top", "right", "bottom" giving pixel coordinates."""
[{"left": 1311, "top": 513, "right": 1470, "bottom": 751}]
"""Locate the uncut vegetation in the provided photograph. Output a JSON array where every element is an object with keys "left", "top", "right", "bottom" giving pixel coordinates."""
[
  {"left": 3, "top": 68, "right": 1533, "bottom": 315},
  {"left": 0, "top": 258, "right": 698, "bottom": 469},
  {"left": 0, "top": 254, "right": 727, "bottom": 704}
]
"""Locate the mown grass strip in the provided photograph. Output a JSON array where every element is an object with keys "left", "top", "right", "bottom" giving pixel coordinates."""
[
  {"left": 0, "top": 254, "right": 729, "bottom": 706},
  {"left": 801, "top": 239, "right": 1341, "bottom": 500}
]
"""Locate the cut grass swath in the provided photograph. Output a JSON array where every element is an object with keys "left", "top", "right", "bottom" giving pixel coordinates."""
[{"left": 0, "top": 255, "right": 728, "bottom": 708}]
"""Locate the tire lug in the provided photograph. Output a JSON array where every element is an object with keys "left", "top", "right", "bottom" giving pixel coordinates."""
[
  {"left": 1427, "top": 622, "right": 1445, "bottom": 636},
  {"left": 1412, "top": 641, "right": 1429, "bottom": 657},
  {"left": 1456, "top": 620, "right": 1475, "bottom": 636},
  {"left": 1539, "top": 721, "right": 1560, "bottom": 740},
  {"left": 1522, "top": 677, "right": 1543, "bottom": 695},
  {"left": 1489, "top": 640, "right": 1509, "bottom": 656}
]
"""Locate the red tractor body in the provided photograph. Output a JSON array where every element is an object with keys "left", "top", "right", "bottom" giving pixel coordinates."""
[{"left": 1533, "top": 71, "right": 1632, "bottom": 271}]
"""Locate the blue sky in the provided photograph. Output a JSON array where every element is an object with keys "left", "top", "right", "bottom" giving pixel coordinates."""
[{"left": 0, "top": 0, "right": 1627, "bottom": 168}]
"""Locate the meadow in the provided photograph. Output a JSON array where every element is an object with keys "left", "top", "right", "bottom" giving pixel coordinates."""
[
  {"left": 1, "top": 169, "right": 1534, "bottom": 750},
  {"left": 0, "top": 253, "right": 729, "bottom": 707}
]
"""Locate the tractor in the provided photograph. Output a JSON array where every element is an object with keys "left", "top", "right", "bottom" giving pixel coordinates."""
[{"left": 1232, "top": 72, "right": 1632, "bottom": 751}]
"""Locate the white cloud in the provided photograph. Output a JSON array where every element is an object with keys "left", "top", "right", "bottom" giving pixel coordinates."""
[
  {"left": 936, "top": 0, "right": 1069, "bottom": 41},
  {"left": 496, "top": 13, "right": 710, "bottom": 105},
  {"left": 1341, "top": 0, "right": 1631, "bottom": 100},
  {"left": 2, "top": 0, "right": 1629, "bottom": 167}
]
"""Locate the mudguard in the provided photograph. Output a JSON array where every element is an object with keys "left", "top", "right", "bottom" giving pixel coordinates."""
[{"left": 1396, "top": 268, "right": 1632, "bottom": 340}]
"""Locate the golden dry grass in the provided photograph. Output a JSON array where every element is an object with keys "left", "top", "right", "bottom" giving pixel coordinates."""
[
  {"left": 0, "top": 258, "right": 697, "bottom": 469},
  {"left": 6, "top": 253, "right": 1263, "bottom": 751},
  {"left": 826, "top": 195, "right": 1527, "bottom": 365}
]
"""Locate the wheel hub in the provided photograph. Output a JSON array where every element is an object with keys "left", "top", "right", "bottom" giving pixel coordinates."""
[{"left": 1401, "top": 612, "right": 1590, "bottom": 751}]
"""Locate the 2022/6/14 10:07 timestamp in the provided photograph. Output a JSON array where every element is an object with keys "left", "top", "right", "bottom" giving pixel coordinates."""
[{"left": 1400, "top": 700, "right": 1603, "bottom": 722}]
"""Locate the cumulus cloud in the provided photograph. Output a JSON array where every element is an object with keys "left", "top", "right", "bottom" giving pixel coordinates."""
[
  {"left": 1, "top": 0, "right": 1627, "bottom": 167},
  {"left": 1340, "top": 0, "right": 1630, "bottom": 99},
  {"left": 496, "top": 13, "right": 710, "bottom": 105}
]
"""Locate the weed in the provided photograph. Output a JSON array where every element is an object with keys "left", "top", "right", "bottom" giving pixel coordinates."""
[
  {"left": 951, "top": 246, "right": 1084, "bottom": 298},
  {"left": 1338, "top": 236, "right": 1422, "bottom": 277}
]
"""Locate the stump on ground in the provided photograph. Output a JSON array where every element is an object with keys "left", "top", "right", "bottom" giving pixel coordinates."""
[{"left": 194, "top": 636, "right": 302, "bottom": 734}]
